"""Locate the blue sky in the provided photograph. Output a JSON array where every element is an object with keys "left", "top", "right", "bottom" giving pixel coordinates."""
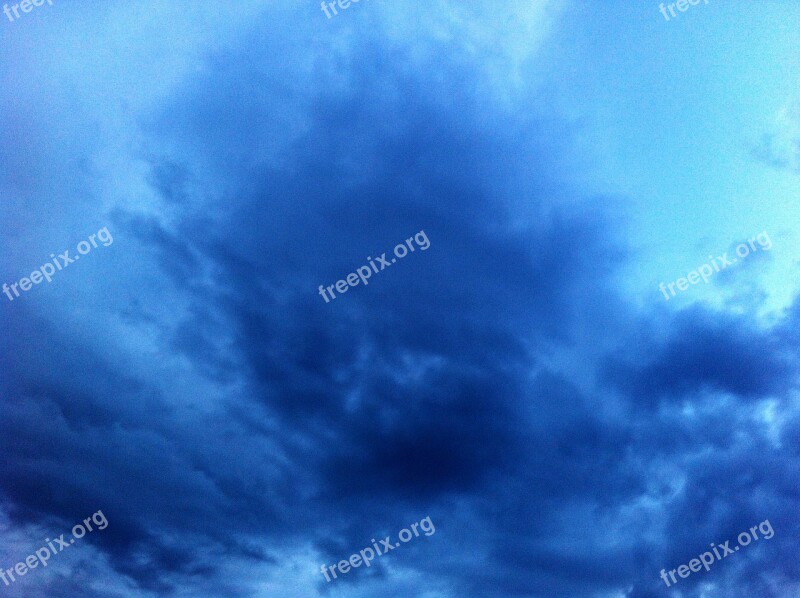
[{"left": 1, "top": 1, "right": 799, "bottom": 596}]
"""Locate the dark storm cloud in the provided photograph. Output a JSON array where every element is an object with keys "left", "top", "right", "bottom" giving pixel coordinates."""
[
  {"left": 603, "top": 305, "right": 798, "bottom": 405},
  {"left": 1, "top": 3, "right": 799, "bottom": 598}
]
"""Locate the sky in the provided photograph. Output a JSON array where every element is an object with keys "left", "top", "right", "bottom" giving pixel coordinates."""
[{"left": 1, "top": 1, "right": 799, "bottom": 596}]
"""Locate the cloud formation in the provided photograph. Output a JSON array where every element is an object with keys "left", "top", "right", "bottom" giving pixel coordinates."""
[{"left": 0, "top": 2, "right": 798, "bottom": 597}]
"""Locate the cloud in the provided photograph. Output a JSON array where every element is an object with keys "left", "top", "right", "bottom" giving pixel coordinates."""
[
  {"left": 752, "top": 101, "right": 800, "bottom": 174},
  {"left": 0, "top": 2, "right": 798, "bottom": 597}
]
